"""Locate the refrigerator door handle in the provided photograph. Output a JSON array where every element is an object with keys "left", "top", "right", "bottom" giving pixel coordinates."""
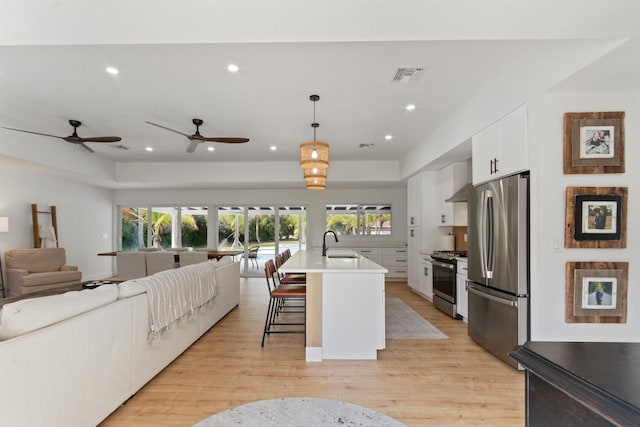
[
  {"left": 486, "top": 190, "right": 494, "bottom": 279},
  {"left": 468, "top": 285, "right": 517, "bottom": 307},
  {"left": 479, "top": 189, "right": 488, "bottom": 278}
]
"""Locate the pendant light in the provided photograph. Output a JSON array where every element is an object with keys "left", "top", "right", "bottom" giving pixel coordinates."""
[{"left": 300, "top": 94, "right": 329, "bottom": 190}]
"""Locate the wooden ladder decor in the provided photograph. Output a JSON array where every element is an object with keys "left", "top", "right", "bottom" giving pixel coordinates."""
[{"left": 31, "top": 204, "right": 58, "bottom": 248}]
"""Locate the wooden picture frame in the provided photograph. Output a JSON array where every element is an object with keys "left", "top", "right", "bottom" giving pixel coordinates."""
[
  {"left": 566, "top": 261, "right": 628, "bottom": 323},
  {"left": 563, "top": 112, "right": 625, "bottom": 174},
  {"left": 565, "top": 186, "right": 627, "bottom": 248}
]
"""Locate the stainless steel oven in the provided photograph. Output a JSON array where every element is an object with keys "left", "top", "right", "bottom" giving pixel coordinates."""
[{"left": 431, "top": 251, "right": 465, "bottom": 319}]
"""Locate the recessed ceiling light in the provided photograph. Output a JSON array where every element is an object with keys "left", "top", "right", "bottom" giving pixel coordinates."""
[
  {"left": 227, "top": 64, "right": 239, "bottom": 73},
  {"left": 208, "top": 146, "right": 215, "bottom": 152},
  {"left": 405, "top": 104, "right": 416, "bottom": 111},
  {"left": 145, "top": 146, "right": 153, "bottom": 152},
  {"left": 270, "top": 145, "right": 277, "bottom": 151},
  {"left": 106, "top": 66, "right": 119, "bottom": 75},
  {"left": 384, "top": 134, "right": 393, "bottom": 141}
]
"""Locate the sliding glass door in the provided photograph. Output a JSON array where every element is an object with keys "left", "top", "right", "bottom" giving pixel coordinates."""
[
  {"left": 119, "top": 204, "right": 306, "bottom": 277},
  {"left": 278, "top": 206, "right": 307, "bottom": 256},
  {"left": 216, "top": 205, "right": 306, "bottom": 277}
]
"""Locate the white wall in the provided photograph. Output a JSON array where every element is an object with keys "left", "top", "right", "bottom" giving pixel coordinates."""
[
  {"left": 113, "top": 187, "right": 407, "bottom": 250},
  {"left": 0, "top": 156, "right": 115, "bottom": 282},
  {"left": 528, "top": 91, "right": 639, "bottom": 342}
]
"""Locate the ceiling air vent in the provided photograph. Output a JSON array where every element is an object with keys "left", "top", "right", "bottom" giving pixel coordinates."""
[
  {"left": 391, "top": 67, "right": 424, "bottom": 83},
  {"left": 359, "top": 143, "right": 376, "bottom": 149}
]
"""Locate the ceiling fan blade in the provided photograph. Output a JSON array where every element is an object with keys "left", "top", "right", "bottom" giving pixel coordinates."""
[
  {"left": 202, "top": 137, "right": 250, "bottom": 144},
  {"left": 77, "top": 136, "right": 122, "bottom": 143},
  {"left": 1, "top": 126, "right": 64, "bottom": 140},
  {"left": 146, "top": 121, "right": 191, "bottom": 138},
  {"left": 78, "top": 143, "right": 95, "bottom": 153},
  {"left": 186, "top": 141, "right": 200, "bottom": 153}
]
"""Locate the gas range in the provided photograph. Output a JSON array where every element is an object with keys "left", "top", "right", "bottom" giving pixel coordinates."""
[
  {"left": 429, "top": 251, "right": 465, "bottom": 319},
  {"left": 430, "top": 250, "right": 467, "bottom": 261}
]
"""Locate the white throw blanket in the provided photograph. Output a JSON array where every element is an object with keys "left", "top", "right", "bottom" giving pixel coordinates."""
[
  {"left": 130, "top": 261, "right": 217, "bottom": 345},
  {"left": 38, "top": 225, "right": 57, "bottom": 248}
]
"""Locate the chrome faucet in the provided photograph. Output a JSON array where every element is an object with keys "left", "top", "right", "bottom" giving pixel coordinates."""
[{"left": 322, "top": 230, "right": 338, "bottom": 256}]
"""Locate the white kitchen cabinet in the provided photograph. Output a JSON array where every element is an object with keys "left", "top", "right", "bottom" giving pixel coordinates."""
[
  {"left": 456, "top": 258, "right": 468, "bottom": 322},
  {"left": 383, "top": 247, "right": 408, "bottom": 280},
  {"left": 407, "top": 173, "right": 421, "bottom": 227},
  {"left": 407, "top": 227, "right": 420, "bottom": 289},
  {"left": 435, "top": 162, "right": 469, "bottom": 226},
  {"left": 344, "top": 247, "right": 407, "bottom": 281},
  {"left": 436, "top": 165, "right": 454, "bottom": 226},
  {"left": 419, "top": 254, "right": 433, "bottom": 301},
  {"left": 472, "top": 104, "right": 528, "bottom": 185},
  {"left": 351, "top": 248, "right": 383, "bottom": 265}
]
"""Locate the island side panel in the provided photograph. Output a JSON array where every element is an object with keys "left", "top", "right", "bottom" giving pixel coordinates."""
[
  {"left": 321, "top": 272, "right": 385, "bottom": 360},
  {"left": 305, "top": 272, "right": 323, "bottom": 362}
]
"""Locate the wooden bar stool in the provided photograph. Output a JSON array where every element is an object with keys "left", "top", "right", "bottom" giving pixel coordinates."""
[
  {"left": 261, "top": 259, "right": 306, "bottom": 347},
  {"left": 275, "top": 253, "right": 306, "bottom": 285}
]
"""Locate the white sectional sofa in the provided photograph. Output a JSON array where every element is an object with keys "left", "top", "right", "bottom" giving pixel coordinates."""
[{"left": 0, "top": 258, "right": 240, "bottom": 427}]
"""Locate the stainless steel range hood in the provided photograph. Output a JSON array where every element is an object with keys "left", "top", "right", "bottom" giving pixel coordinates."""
[{"left": 445, "top": 182, "right": 474, "bottom": 202}]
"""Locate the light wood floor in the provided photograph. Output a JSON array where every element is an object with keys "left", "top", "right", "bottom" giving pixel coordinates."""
[{"left": 100, "top": 279, "right": 524, "bottom": 426}]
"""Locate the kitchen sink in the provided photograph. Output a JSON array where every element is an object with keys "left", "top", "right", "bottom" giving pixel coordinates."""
[{"left": 327, "top": 254, "right": 357, "bottom": 259}]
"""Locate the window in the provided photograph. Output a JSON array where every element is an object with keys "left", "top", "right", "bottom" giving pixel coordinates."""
[
  {"left": 180, "top": 206, "right": 208, "bottom": 248},
  {"left": 121, "top": 206, "right": 207, "bottom": 250},
  {"left": 149, "top": 207, "right": 177, "bottom": 248},
  {"left": 361, "top": 204, "right": 392, "bottom": 235},
  {"left": 326, "top": 204, "right": 391, "bottom": 236},
  {"left": 120, "top": 207, "right": 148, "bottom": 250}
]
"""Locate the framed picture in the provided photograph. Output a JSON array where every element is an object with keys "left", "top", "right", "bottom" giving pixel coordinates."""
[
  {"left": 566, "top": 261, "right": 627, "bottom": 323},
  {"left": 575, "top": 194, "right": 620, "bottom": 240},
  {"left": 565, "top": 186, "right": 627, "bottom": 249},
  {"left": 563, "top": 111, "right": 625, "bottom": 174},
  {"left": 581, "top": 277, "right": 617, "bottom": 310}
]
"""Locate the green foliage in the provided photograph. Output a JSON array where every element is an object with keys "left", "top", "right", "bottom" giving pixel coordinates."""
[
  {"left": 363, "top": 213, "right": 391, "bottom": 235},
  {"left": 327, "top": 214, "right": 358, "bottom": 235},
  {"left": 182, "top": 215, "right": 207, "bottom": 247},
  {"left": 279, "top": 215, "right": 298, "bottom": 240},
  {"left": 121, "top": 208, "right": 148, "bottom": 250}
]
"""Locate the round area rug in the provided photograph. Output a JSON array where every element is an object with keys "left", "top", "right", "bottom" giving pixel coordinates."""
[{"left": 192, "top": 397, "right": 407, "bottom": 427}]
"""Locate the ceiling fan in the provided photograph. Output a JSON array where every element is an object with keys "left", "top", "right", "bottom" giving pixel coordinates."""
[
  {"left": 1, "top": 119, "right": 122, "bottom": 153},
  {"left": 146, "top": 118, "right": 250, "bottom": 153}
]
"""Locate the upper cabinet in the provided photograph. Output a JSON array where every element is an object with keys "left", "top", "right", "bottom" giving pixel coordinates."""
[
  {"left": 472, "top": 104, "right": 528, "bottom": 185},
  {"left": 435, "top": 161, "right": 469, "bottom": 226},
  {"left": 407, "top": 173, "right": 421, "bottom": 227}
]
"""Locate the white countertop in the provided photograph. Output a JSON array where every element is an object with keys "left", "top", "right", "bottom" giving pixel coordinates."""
[{"left": 280, "top": 249, "right": 388, "bottom": 274}]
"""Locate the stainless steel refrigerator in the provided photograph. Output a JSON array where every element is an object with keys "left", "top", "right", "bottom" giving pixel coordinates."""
[{"left": 467, "top": 173, "right": 529, "bottom": 369}]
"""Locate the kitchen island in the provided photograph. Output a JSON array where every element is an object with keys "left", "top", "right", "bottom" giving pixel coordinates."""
[{"left": 280, "top": 249, "right": 388, "bottom": 362}]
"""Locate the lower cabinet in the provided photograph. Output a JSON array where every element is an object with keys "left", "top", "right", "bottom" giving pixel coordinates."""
[
  {"left": 351, "top": 248, "right": 383, "bottom": 265},
  {"left": 410, "top": 253, "right": 432, "bottom": 301},
  {"left": 420, "top": 255, "right": 433, "bottom": 300},
  {"left": 383, "top": 247, "right": 408, "bottom": 280},
  {"left": 348, "top": 247, "right": 407, "bottom": 281},
  {"left": 456, "top": 258, "right": 468, "bottom": 322}
]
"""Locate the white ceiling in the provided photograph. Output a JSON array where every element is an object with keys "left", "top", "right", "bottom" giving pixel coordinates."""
[{"left": 0, "top": 0, "right": 639, "bottom": 188}]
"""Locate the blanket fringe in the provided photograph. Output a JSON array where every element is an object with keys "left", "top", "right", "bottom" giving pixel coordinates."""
[{"left": 134, "top": 262, "right": 218, "bottom": 346}]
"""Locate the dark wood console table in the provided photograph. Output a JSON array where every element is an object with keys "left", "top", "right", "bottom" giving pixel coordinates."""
[
  {"left": 510, "top": 341, "right": 640, "bottom": 426},
  {"left": 97, "top": 250, "right": 243, "bottom": 261}
]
